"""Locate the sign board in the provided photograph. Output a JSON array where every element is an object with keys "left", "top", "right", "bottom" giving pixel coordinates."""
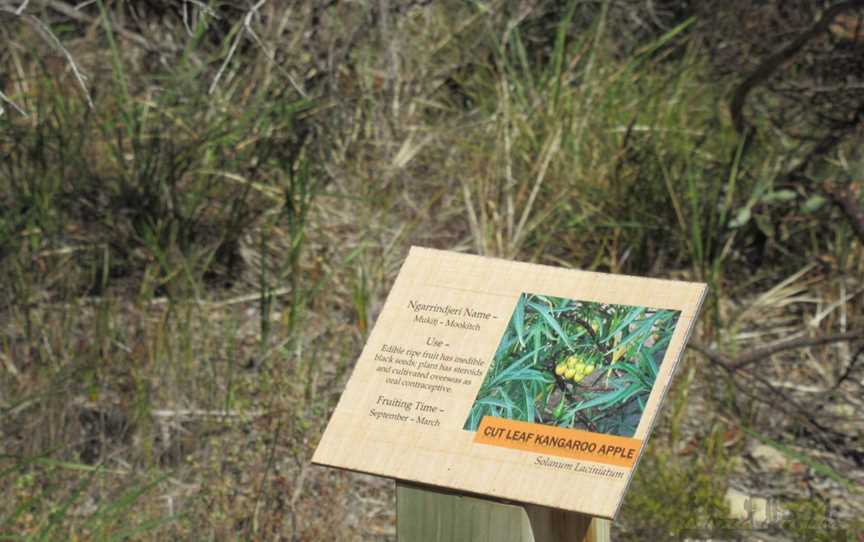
[{"left": 313, "top": 247, "right": 707, "bottom": 519}]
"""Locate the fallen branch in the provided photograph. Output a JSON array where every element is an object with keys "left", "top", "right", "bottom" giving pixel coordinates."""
[{"left": 688, "top": 330, "right": 863, "bottom": 372}]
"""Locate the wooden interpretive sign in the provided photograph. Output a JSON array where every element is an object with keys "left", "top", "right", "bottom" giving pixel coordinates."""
[{"left": 313, "top": 247, "right": 707, "bottom": 520}]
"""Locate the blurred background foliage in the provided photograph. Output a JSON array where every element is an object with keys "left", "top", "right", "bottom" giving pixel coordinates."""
[{"left": 1, "top": 0, "right": 862, "bottom": 539}]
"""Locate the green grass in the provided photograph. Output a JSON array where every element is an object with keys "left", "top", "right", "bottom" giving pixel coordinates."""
[{"left": 1, "top": 2, "right": 862, "bottom": 540}]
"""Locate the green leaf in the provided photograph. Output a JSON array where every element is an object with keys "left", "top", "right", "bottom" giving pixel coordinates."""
[
  {"left": 760, "top": 189, "right": 797, "bottom": 203},
  {"left": 616, "top": 361, "right": 653, "bottom": 390},
  {"left": 633, "top": 16, "right": 695, "bottom": 59},
  {"left": 464, "top": 406, "right": 481, "bottom": 431},
  {"left": 476, "top": 397, "right": 509, "bottom": 417},
  {"left": 553, "top": 296, "right": 573, "bottom": 311},
  {"left": 531, "top": 324, "right": 542, "bottom": 364},
  {"left": 601, "top": 306, "right": 645, "bottom": 343},
  {"left": 494, "top": 329, "right": 515, "bottom": 361},
  {"left": 802, "top": 194, "right": 827, "bottom": 213},
  {"left": 522, "top": 382, "right": 535, "bottom": 423},
  {"left": 487, "top": 347, "right": 545, "bottom": 387},
  {"left": 513, "top": 295, "right": 526, "bottom": 347},
  {"left": 754, "top": 213, "right": 775, "bottom": 238},
  {"left": 614, "top": 311, "right": 665, "bottom": 355},
  {"left": 639, "top": 349, "right": 659, "bottom": 380},
  {"left": 574, "top": 382, "right": 643, "bottom": 412},
  {"left": 728, "top": 206, "right": 751, "bottom": 228},
  {"left": 649, "top": 332, "right": 672, "bottom": 353},
  {"left": 553, "top": 395, "right": 566, "bottom": 419},
  {"left": 497, "top": 387, "right": 516, "bottom": 419},
  {"left": 528, "top": 301, "right": 572, "bottom": 349}
]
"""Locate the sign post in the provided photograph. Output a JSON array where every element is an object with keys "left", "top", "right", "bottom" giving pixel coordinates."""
[
  {"left": 397, "top": 482, "right": 610, "bottom": 541},
  {"left": 313, "top": 247, "right": 706, "bottom": 538}
]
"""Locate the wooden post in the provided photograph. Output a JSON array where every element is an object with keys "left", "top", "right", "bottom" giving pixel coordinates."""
[{"left": 396, "top": 482, "right": 611, "bottom": 542}]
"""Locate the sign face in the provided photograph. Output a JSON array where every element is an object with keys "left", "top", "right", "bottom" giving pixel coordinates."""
[{"left": 313, "top": 247, "right": 707, "bottom": 519}]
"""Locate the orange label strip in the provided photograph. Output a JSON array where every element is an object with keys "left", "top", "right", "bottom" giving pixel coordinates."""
[{"left": 473, "top": 416, "right": 642, "bottom": 468}]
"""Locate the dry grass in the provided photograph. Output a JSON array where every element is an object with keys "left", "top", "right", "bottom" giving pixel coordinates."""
[{"left": 1, "top": 2, "right": 863, "bottom": 540}]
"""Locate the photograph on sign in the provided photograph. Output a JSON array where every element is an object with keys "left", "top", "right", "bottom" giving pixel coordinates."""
[
  {"left": 463, "top": 293, "right": 681, "bottom": 438},
  {"left": 313, "top": 247, "right": 706, "bottom": 519}
]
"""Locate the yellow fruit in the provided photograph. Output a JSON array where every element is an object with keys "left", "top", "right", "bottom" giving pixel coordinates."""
[
  {"left": 564, "top": 368, "right": 577, "bottom": 379},
  {"left": 555, "top": 364, "right": 566, "bottom": 376},
  {"left": 572, "top": 373, "right": 584, "bottom": 383},
  {"left": 584, "top": 364, "right": 595, "bottom": 375}
]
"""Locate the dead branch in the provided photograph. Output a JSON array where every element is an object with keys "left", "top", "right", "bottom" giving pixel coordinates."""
[
  {"left": 688, "top": 331, "right": 864, "bottom": 372},
  {"left": 744, "top": 331, "right": 857, "bottom": 371}
]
